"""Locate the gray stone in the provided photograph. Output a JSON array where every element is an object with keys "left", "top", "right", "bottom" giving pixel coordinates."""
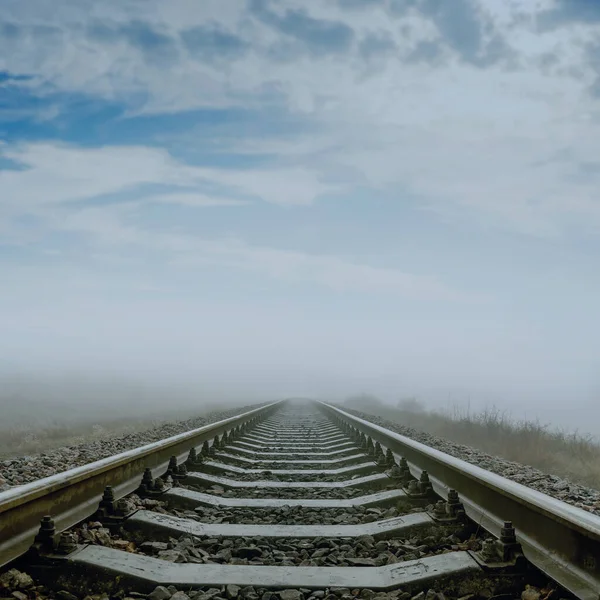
[
  {"left": 279, "top": 592, "right": 303, "bottom": 600},
  {"left": 148, "top": 587, "right": 172, "bottom": 600},
  {"left": 94, "top": 528, "right": 112, "bottom": 546},
  {"left": 0, "top": 570, "right": 34, "bottom": 590},
  {"left": 157, "top": 550, "right": 188, "bottom": 563},
  {"left": 215, "top": 548, "right": 233, "bottom": 562},
  {"left": 521, "top": 587, "right": 540, "bottom": 600},
  {"left": 140, "top": 542, "right": 169, "bottom": 555},
  {"left": 345, "top": 557, "right": 376, "bottom": 567},
  {"left": 226, "top": 585, "right": 241, "bottom": 599}
]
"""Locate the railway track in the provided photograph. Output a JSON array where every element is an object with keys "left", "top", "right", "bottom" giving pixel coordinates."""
[{"left": 1, "top": 400, "right": 600, "bottom": 600}]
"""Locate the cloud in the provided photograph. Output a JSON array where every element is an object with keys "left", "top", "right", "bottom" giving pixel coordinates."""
[
  {"left": 338, "top": 0, "right": 387, "bottom": 9},
  {"left": 248, "top": 0, "right": 355, "bottom": 56},
  {"left": 53, "top": 202, "right": 469, "bottom": 301},
  {"left": 1, "top": 0, "right": 599, "bottom": 241},
  {"left": 0, "top": 142, "right": 336, "bottom": 213},
  {"left": 404, "top": 0, "right": 514, "bottom": 67},
  {"left": 0, "top": 21, "right": 19, "bottom": 40},
  {"left": 585, "top": 41, "right": 600, "bottom": 97},
  {"left": 406, "top": 40, "right": 445, "bottom": 64},
  {"left": 538, "top": 0, "right": 600, "bottom": 30},
  {"left": 358, "top": 31, "right": 398, "bottom": 62},
  {"left": 181, "top": 23, "right": 249, "bottom": 62},
  {"left": 0, "top": 136, "right": 468, "bottom": 302},
  {"left": 142, "top": 193, "right": 249, "bottom": 207},
  {"left": 88, "top": 20, "right": 179, "bottom": 65}
]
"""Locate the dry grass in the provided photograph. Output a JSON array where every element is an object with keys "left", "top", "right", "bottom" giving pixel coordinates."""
[
  {"left": 0, "top": 416, "right": 170, "bottom": 459},
  {"left": 345, "top": 398, "right": 600, "bottom": 489},
  {"left": 0, "top": 397, "right": 240, "bottom": 459}
]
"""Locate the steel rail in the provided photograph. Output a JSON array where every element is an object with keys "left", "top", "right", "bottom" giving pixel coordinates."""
[
  {"left": 317, "top": 401, "right": 600, "bottom": 600},
  {"left": 0, "top": 401, "right": 282, "bottom": 568}
]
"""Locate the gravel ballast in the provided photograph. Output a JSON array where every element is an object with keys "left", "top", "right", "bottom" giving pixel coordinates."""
[
  {"left": 342, "top": 407, "right": 600, "bottom": 516},
  {"left": 162, "top": 503, "right": 423, "bottom": 526},
  {"left": 0, "top": 404, "right": 266, "bottom": 491}
]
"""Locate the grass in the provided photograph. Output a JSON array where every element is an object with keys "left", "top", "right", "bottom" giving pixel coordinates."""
[
  {"left": 344, "top": 397, "right": 600, "bottom": 490},
  {"left": 0, "top": 416, "right": 171, "bottom": 459}
]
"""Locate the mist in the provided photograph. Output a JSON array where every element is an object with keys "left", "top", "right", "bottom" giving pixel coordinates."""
[
  {"left": 3, "top": 1, "right": 600, "bottom": 440},
  {"left": 2, "top": 348, "right": 599, "bottom": 436}
]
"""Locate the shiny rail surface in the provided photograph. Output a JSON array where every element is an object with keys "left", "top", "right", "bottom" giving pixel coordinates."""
[{"left": 0, "top": 399, "right": 598, "bottom": 600}]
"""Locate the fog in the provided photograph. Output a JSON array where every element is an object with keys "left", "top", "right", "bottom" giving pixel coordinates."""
[
  {"left": 2, "top": 276, "right": 599, "bottom": 435},
  {"left": 1, "top": 348, "right": 599, "bottom": 435},
  {"left": 3, "top": 1, "right": 600, "bottom": 439}
]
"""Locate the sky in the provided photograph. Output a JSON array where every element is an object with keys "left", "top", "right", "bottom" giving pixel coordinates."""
[{"left": 2, "top": 0, "right": 600, "bottom": 426}]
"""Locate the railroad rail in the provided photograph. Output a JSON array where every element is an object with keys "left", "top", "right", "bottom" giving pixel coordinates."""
[{"left": 0, "top": 399, "right": 599, "bottom": 600}]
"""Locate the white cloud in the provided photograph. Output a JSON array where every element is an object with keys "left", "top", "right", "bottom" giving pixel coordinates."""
[
  {"left": 135, "top": 193, "right": 248, "bottom": 207},
  {"left": 0, "top": 136, "right": 465, "bottom": 300},
  {"left": 49, "top": 201, "right": 469, "bottom": 301},
  {"left": 0, "top": 142, "right": 335, "bottom": 214},
  {"left": 3, "top": 1, "right": 600, "bottom": 239}
]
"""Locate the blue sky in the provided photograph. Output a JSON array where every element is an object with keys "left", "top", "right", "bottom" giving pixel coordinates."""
[{"left": 2, "top": 0, "right": 600, "bottom": 422}]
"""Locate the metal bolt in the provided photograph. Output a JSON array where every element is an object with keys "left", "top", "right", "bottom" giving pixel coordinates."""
[
  {"left": 34, "top": 516, "right": 56, "bottom": 550},
  {"left": 201, "top": 441, "right": 210, "bottom": 456},
  {"left": 168, "top": 456, "right": 178, "bottom": 473},
  {"left": 481, "top": 539, "right": 500, "bottom": 562},
  {"left": 101, "top": 485, "right": 115, "bottom": 502},
  {"left": 433, "top": 500, "right": 447, "bottom": 518},
  {"left": 385, "top": 448, "right": 396, "bottom": 467},
  {"left": 389, "top": 464, "right": 403, "bottom": 479},
  {"left": 188, "top": 447, "right": 197, "bottom": 463},
  {"left": 446, "top": 489, "right": 463, "bottom": 517},
  {"left": 407, "top": 480, "right": 420, "bottom": 494},
  {"left": 419, "top": 471, "right": 432, "bottom": 493},
  {"left": 141, "top": 468, "right": 154, "bottom": 489},
  {"left": 57, "top": 531, "right": 78, "bottom": 555},
  {"left": 99, "top": 485, "right": 116, "bottom": 514},
  {"left": 500, "top": 521, "right": 517, "bottom": 545},
  {"left": 367, "top": 438, "right": 375, "bottom": 456},
  {"left": 399, "top": 456, "right": 409, "bottom": 471}
]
